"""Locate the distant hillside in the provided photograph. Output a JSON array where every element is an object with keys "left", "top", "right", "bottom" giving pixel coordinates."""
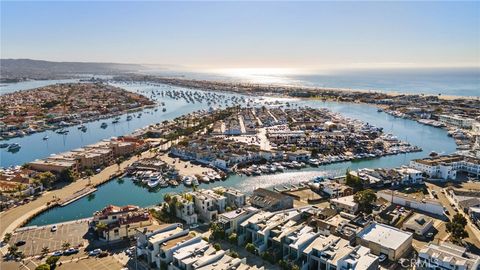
[{"left": 0, "top": 59, "right": 145, "bottom": 82}]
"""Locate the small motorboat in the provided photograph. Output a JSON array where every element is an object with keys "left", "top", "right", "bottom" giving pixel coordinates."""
[
  {"left": 43, "top": 135, "right": 49, "bottom": 140},
  {"left": 100, "top": 122, "right": 108, "bottom": 128},
  {"left": 7, "top": 143, "right": 21, "bottom": 152}
]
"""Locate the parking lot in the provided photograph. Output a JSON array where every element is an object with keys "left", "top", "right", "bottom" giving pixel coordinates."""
[
  {"left": 57, "top": 255, "right": 125, "bottom": 270},
  {"left": 11, "top": 220, "right": 89, "bottom": 257}
]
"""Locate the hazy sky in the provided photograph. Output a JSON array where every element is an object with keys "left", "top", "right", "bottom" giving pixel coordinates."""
[{"left": 1, "top": 1, "right": 479, "bottom": 71}]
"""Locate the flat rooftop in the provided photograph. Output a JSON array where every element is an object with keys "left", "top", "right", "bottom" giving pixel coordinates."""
[{"left": 358, "top": 223, "right": 412, "bottom": 250}]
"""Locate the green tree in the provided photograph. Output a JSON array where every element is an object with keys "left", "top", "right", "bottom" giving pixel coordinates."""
[
  {"left": 37, "top": 172, "right": 56, "bottom": 188},
  {"left": 59, "top": 169, "right": 75, "bottom": 182},
  {"left": 228, "top": 251, "right": 239, "bottom": 258},
  {"left": 46, "top": 256, "right": 60, "bottom": 266},
  {"left": 353, "top": 189, "right": 377, "bottom": 214},
  {"left": 85, "top": 169, "right": 94, "bottom": 186},
  {"left": 213, "top": 243, "right": 221, "bottom": 251},
  {"left": 210, "top": 223, "right": 225, "bottom": 240},
  {"left": 228, "top": 233, "right": 238, "bottom": 244},
  {"left": 3, "top": 232, "right": 12, "bottom": 243},
  {"left": 245, "top": 243, "right": 256, "bottom": 254},
  {"left": 345, "top": 169, "right": 363, "bottom": 190},
  {"left": 35, "top": 264, "right": 51, "bottom": 270},
  {"left": 446, "top": 214, "right": 469, "bottom": 243}
]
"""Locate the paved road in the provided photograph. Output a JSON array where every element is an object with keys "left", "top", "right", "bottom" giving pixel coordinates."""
[{"left": 426, "top": 182, "right": 480, "bottom": 248}]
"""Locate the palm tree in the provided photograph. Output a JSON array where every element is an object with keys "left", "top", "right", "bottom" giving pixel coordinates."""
[
  {"left": 41, "top": 247, "right": 50, "bottom": 257},
  {"left": 116, "top": 159, "right": 122, "bottom": 171},
  {"left": 62, "top": 242, "right": 70, "bottom": 250}
]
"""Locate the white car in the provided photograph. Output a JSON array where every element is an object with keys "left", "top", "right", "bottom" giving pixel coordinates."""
[
  {"left": 378, "top": 254, "right": 387, "bottom": 262},
  {"left": 190, "top": 223, "right": 199, "bottom": 229},
  {"left": 51, "top": 225, "right": 57, "bottom": 232},
  {"left": 89, "top": 249, "right": 102, "bottom": 256}
]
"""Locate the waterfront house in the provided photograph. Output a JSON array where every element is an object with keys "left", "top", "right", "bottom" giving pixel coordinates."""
[
  {"left": 170, "top": 194, "right": 198, "bottom": 225},
  {"left": 213, "top": 187, "right": 246, "bottom": 208},
  {"left": 250, "top": 188, "right": 293, "bottom": 211},
  {"left": 410, "top": 155, "right": 480, "bottom": 180},
  {"left": 92, "top": 204, "right": 152, "bottom": 242},
  {"left": 191, "top": 189, "right": 226, "bottom": 223}
]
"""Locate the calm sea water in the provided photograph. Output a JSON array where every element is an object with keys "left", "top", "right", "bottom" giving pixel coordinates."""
[
  {"left": 147, "top": 67, "right": 480, "bottom": 97},
  {"left": 22, "top": 81, "right": 458, "bottom": 226}
]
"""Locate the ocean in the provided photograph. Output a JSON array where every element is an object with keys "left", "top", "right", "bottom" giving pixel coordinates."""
[{"left": 144, "top": 67, "right": 480, "bottom": 97}]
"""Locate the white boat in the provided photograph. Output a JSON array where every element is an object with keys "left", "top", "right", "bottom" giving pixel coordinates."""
[
  {"left": 183, "top": 176, "right": 192, "bottom": 186},
  {"left": 191, "top": 176, "right": 199, "bottom": 186},
  {"left": 147, "top": 176, "right": 161, "bottom": 188},
  {"left": 43, "top": 135, "right": 49, "bottom": 140},
  {"left": 201, "top": 176, "right": 210, "bottom": 183}
]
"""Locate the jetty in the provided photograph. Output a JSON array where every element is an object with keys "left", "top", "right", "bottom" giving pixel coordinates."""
[{"left": 58, "top": 187, "right": 97, "bottom": 206}]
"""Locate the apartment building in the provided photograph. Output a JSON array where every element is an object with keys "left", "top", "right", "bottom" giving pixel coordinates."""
[
  {"left": 136, "top": 223, "right": 191, "bottom": 268},
  {"left": 438, "top": 115, "right": 475, "bottom": 129},
  {"left": 29, "top": 158, "right": 79, "bottom": 175},
  {"left": 191, "top": 189, "right": 226, "bottom": 222},
  {"left": 170, "top": 242, "right": 262, "bottom": 270},
  {"left": 410, "top": 155, "right": 480, "bottom": 180},
  {"left": 172, "top": 195, "right": 198, "bottom": 225},
  {"left": 417, "top": 243, "right": 480, "bottom": 270},
  {"left": 213, "top": 187, "right": 246, "bottom": 208},
  {"left": 217, "top": 207, "right": 260, "bottom": 235},
  {"left": 302, "top": 234, "right": 379, "bottom": 270},
  {"left": 394, "top": 167, "right": 424, "bottom": 185},
  {"left": 237, "top": 209, "right": 304, "bottom": 253}
]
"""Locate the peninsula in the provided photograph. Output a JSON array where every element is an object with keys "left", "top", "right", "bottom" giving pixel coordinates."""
[{"left": 0, "top": 83, "right": 155, "bottom": 140}]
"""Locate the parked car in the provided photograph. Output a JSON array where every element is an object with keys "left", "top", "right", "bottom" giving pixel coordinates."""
[
  {"left": 98, "top": 251, "right": 109, "bottom": 258},
  {"left": 88, "top": 249, "right": 102, "bottom": 256},
  {"left": 190, "top": 223, "right": 199, "bottom": 229},
  {"left": 15, "top": 240, "right": 26, "bottom": 246},
  {"left": 51, "top": 251, "right": 63, "bottom": 257},
  {"left": 378, "top": 254, "right": 388, "bottom": 263},
  {"left": 51, "top": 225, "right": 57, "bottom": 232},
  {"left": 63, "top": 248, "right": 79, "bottom": 255}
]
